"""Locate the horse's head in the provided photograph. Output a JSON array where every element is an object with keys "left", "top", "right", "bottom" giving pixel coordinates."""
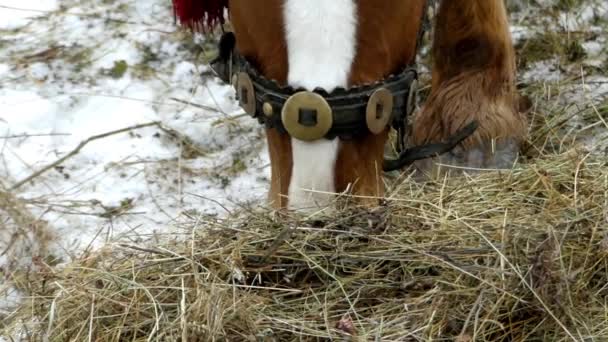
[{"left": 173, "top": 1, "right": 488, "bottom": 212}]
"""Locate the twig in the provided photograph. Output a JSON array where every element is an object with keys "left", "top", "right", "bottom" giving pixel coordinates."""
[
  {"left": 0, "top": 5, "right": 50, "bottom": 13},
  {"left": 262, "top": 223, "right": 297, "bottom": 262},
  {"left": 0, "top": 133, "right": 71, "bottom": 140},
  {"left": 170, "top": 97, "right": 222, "bottom": 113},
  {"left": 0, "top": 5, "right": 148, "bottom": 26},
  {"left": 10, "top": 121, "right": 160, "bottom": 191},
  {"left": 186, "top": 192, "right": 232, "bottom": 214},
  {"left": 118, "top": 243, "right": 176, "bottom": 257}
]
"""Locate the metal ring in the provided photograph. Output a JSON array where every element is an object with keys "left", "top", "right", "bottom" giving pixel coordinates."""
[
  {"left": 366, "top": 88, "right": 394, "bottom": 134},
  {"left": 281, "top": 91, "right": 333, "bottom": 141},
  {"left": 236, "top": 72, "right": 256, "bottom": 116},
  {"left": 406, "top": 79, "right": 418, "bottom": 115}
]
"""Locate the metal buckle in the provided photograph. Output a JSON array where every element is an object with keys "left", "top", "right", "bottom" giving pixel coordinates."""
[{"left": 281, "top": 91, "right": 333, "bottom": 141}]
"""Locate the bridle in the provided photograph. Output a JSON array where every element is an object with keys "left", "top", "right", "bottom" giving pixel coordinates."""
[{"left": 207, "top": 1, "right": 477, "bottom": 172}]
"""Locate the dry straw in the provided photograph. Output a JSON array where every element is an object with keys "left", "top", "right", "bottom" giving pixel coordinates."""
[
  {"left": 2, "top": 30, "right": 608, "bottom": 339},
  {"left": 2, "top": 1, "right": 608, "bottom": 341},
  {"left": 4, "top": 140, "right": 608, "bottom": 341}
]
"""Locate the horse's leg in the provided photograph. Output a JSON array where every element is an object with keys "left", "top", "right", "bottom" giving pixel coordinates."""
[
  {"left": 265, "top": 130, "right": 292, "bottom": 208},
  {"left": 229, "top": 0, "right": 292, "bottom": 209},
  {"left": 412, "top": 0, "right": 526, "bottom": 171},
  {"left": 334, "top": 0, "right": 426, "bottom": 205},
  {"left": 335, "top": 132, "right": 389, "bottom": 205}
]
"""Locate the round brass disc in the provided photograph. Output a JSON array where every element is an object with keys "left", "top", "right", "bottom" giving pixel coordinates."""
[
  {"left": 366, "top": 88, "right": 394, "bottom": 134},
  {"left": 236, "top": 72, "right": 256, "bottom": 116},
  {"left": 406, "top": 79, "right": 418, "bottom": 115},
  {"left": 281, "top": 91, "right": 333, "bottom": 141}
]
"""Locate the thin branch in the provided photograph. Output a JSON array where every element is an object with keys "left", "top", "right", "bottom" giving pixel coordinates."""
[
  {"left": 0, "top": 5, "right": 49, "bottom": 13},
  {"left": 169, "top": 97, "right": 222, "bottom": 113},
  {"left": 118, "top": 243, "right": 177, "bottom": 257},
  {"left": 0, "top": 5, "right": 151, "bottom": 26},
  {"left": 10, "top": 121, "right": 160, "bottom": 191},
  {"left": 0, "top": 133, "right": 71, "bottom": 140},
  {"left": 186, "top": 192, "right": 232, "bottom": 214}
]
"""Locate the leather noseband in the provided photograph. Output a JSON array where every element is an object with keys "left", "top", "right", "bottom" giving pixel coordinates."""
[{"left": 209, "top": 31, "right": 478, "bottom": 172}]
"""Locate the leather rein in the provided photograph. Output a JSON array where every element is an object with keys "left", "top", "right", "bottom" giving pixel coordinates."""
[{"left": 208, "top": 4, "right": 478, "bottom": 172}]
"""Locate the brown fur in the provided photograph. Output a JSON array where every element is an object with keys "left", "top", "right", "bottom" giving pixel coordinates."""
[
  {"left": 229, "top": 0, "right": 291, "bottom": 208},
  {"left": 411, "top": 0, "right": 526, "bottom": 166},
  {"left": 226, "top": 0, "right": 525, "bottom": 208},
  {"left": 336, "top": 0, "right": 426, "bottom": 203}
]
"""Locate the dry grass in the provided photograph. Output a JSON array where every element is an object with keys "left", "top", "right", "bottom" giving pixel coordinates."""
[
  {"left": 3, "top": 136, "right": 608, "bottom": 341},
  {"left": 0, "top": 185, "right": 56, "bottom": 273},
  {"left": 2, "top": 1, "right": 608, "bottom": 341}
]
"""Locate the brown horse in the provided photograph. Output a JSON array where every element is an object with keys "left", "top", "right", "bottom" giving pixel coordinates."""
[{"left": 172, "top": 0, "right": 527, "bottom": 211}]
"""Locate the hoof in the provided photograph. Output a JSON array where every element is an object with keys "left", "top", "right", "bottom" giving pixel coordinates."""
[{"left": 413, "top": 138, "right": 522, "bottom": 178}]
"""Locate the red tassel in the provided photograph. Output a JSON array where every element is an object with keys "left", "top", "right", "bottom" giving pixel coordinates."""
[{"left": 172, "top": 0, "right": 228, "bottom": 31}]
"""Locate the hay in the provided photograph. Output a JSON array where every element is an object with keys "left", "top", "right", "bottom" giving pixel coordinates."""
[
  {"left": 4, "top": 145, "right": 608, "bottom": 341},
  {"left": 3, "top": 4, "right": 608, "bottom": 338}
]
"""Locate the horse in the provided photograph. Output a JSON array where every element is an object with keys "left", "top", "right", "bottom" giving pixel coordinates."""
[{"left": 171, "top": 0, "right": 527, "bottom": 211}]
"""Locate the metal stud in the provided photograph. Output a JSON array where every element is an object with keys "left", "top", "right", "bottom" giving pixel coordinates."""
[
  {"left": 366, "top": 88, "right": 393, "bottom": 134},
  {"left": 263, "top": 102, "right": 274, "bottom": 117},
  {"left": 281, "top": 91, "right": 333, "bottom": 141}
]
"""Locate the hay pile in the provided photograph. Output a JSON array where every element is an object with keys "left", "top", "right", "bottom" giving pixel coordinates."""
[{"left": 4, "top": 146, "right": 608, "bottom": 341}]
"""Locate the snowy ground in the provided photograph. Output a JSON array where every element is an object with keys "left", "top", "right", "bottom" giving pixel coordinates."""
[
  {"left": 0, "top": 0, "right": 270, "bottom": 318},
  {"left": 0, "top": 0, "right": 607, "bottom": 332}
]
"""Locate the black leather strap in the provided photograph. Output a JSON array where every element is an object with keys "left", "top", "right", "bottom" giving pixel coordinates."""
[
  {"left": 209, "top": 27, "right": 479, "bottom": 172},
  {"left": 211, "top": 32, "right": 417, "bottom": 141},
  {"left": 244, "top": 58, "right": 417, "bottom": 140},
  {"left": 383, "top": 120, "right": 479, "bottom": 172}
]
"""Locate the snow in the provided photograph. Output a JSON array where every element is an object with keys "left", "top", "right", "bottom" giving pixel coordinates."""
[
  {"left": 510, "top": 25, "right": 530, "bottom": 42},
  {"left": 0, "top": 0, "right": 58, "bottom": 29},
  {"left": 0, "top": 0, "right": 270, "bottom": 325},
  {"left": 1, "top": 0, "right": 607, "bottom": 338}
]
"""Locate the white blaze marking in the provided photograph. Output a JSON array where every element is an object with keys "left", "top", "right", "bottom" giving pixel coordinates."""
[{"left": 283, "top": 0, "right": 358, "bottom": 210}]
